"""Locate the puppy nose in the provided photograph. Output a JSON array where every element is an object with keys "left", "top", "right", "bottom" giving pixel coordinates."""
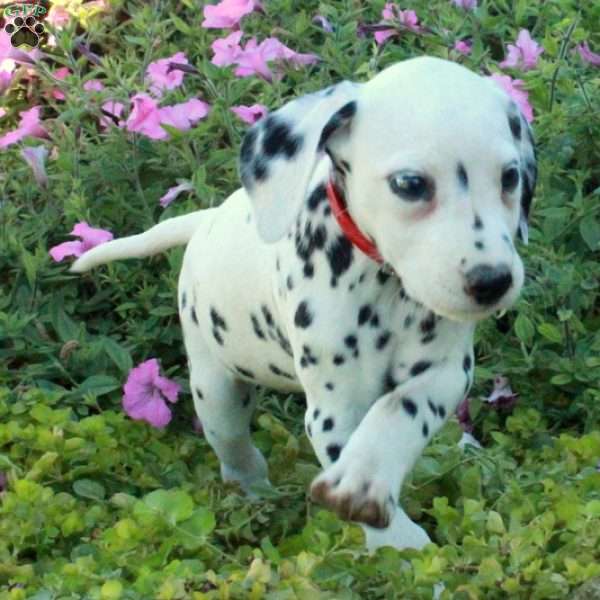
[{"left": 465, "top": 264, "right": 513, "bottom": 306}]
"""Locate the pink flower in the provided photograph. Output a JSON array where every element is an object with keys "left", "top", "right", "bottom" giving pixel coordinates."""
[
  {"left": 146, "top": 51, "right": 189, "bottom": 96},
  {"left": 159, "top": 181, "right": 194, "bottom": 208},
  {"left": 0, "top": 70, "right": 13, "bottom": 93},
  {"left": 125, "top": 94, "right": 210, "bottom": 140},
  {"left": 211, "top": 31, "right": 245, "bottom": 67},
  {"left": 489, "top": 73, "right": 534, "bottom": 122},
  {"left": 451, "top": 0, "right": 477, "bottom": 9},
  {"left": 21, "top": 145, "right": 48, "bottom": 187},
  {"left": 231, "top": 103, "right": 268, "bottom": 124},
  {"left": 453, "top": 39, "right": 472, "bottom": 55},
  {"left": 576, "top": 42, "right": 600, "bottom": 67},
  {"left": 500, "top": 29, "right": 544, "bottom": 71},
  {"left": 47, "top": 5, "right": 71, "bottom": 28},
  {"left": 50, "top": 67, "right": 70, "bottom": 101},
  {"left": 202, "top": 0, "right": 261, "bottom": 29},
  {"left": 100, "top": 100, "right": 125, "bottom": 129},
  {"left": 83, "top": 79, "right": 105, "bottom": 92},
  {"left": 49, "top": 222, "right": 113, "bottom": 262},
  {"left": 159, "top": 98, "right": 210, "bottom": 132},
  {"left": 0, "top": 106, "right": 48, "bottom": 149},
  {"left": 0, "top": 30, "right": 42, "bottom": 64},
  {"left": 235, "top": 37, "right": 318, "bottom": 81},
  {"left": 485, "top": 375, "right": 518, "bottom": 410},
  {"left": 374, "top": 5, "right": 420, "bottom": 45},
  {"left": 122, "top": 358, "right": 181, "bottom": 428}
]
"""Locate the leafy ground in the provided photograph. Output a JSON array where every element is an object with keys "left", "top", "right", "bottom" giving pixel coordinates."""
[{"left": 1, "top": 0, "right": 600, "bottom": 598}]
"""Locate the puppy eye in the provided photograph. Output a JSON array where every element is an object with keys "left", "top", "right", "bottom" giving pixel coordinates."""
[
  {"left": 388, "top": 172, "right": 434, "bottom": 202},
  {"left": 501, "top": 167, "right": 520, "bottom": 193}
]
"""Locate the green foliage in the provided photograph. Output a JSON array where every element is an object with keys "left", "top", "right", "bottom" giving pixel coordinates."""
[{"left": 1, "top": 0, "right": 599, "bottom": 598}]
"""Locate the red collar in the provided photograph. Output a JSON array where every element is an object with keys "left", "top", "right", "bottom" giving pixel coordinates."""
[{"left": 326, "top": 179, "right": 384, "bottom": 263}]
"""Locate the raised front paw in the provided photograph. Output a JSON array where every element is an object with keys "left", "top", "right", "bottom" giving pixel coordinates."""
[{"left": 310, "top": 461, "right": 397, "bottom": 528}]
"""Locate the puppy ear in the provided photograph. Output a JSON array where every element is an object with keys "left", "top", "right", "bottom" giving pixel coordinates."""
[
  {"left": 512, "top": 111, "right": 537, "bottom": 245},
  {"left": 239, "top": 81, "right": 360, "bottom": 242}
]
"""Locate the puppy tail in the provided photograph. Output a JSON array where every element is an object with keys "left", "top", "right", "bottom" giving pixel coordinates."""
[{"left": 70, "top": 211, "right": 206, "bottom": 273}]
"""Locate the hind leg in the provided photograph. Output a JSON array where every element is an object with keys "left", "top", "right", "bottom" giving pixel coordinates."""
[{"left": 182, "top": 314, "right": 270, "bottom": 494}]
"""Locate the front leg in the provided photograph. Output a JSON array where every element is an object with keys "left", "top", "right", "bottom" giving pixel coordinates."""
[{"left": 311, "top": 359, "right": 468, "bottom": 534}]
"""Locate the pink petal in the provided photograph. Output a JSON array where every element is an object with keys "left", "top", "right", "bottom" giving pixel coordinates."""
[
  {"left": 489, "top": 73, "right": 534, "bottom": 122},
  {"left": 576, "top": 42, "right": 600, "bottom": 67},
  {"left": 71, "top": 221, "right": 114, "bottom": 250},
  {"left": 154, "top": 375, "right": 181, "bottom": 403},
  {"left": 0, "top": 31, "right": 41, "bottom": 64},
  {"left": 47, "top": 5, "right": 71, "bottom": 27},
  {"left": 453, "top": 40, "right": 472, "bottom": 55},
  {"left": 375, "top": 29, "right": 397, "bottom": 45},
  {"left": 202, "top": 0, "right": 261, "bottom": 29},
  {"left": 100, "top": 100, "right": 125, "bottom": 129},
  {"left": 230, "top": 103, "right": 268, "bottom": 124},
  {"left": 0, "top": 105, "right": 48, "bottom": 149},
  {"left": 125, "top": 93, "right": 167, "bottom": 140},
  {"left": 21, "top": 145, "right": 48, "bottom": 187},
  {"left": 159, "top": 181, "right": 194, "bottom": 208},
  {"left": 158, "top": 99, "right": 210, "bottom": 133},
  {"left": 211, "top": 31, "right": 244, "bottom": 66},
  {"left": 49, "top": 240, "right": 85, "bottom": 262},
  {"left": 499, "top": 45, "right": 521, "bottom": 68},
  {"left": 451, "top": 0, "right": 477, "bottom": 9},
  {"left": 84, "top": 79, "right": 105, "bottom": 92},
  {"left": 146, "top": 51, "right": 189, "bottom": 96}
]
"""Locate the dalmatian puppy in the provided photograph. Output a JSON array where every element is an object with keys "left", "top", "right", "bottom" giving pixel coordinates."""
[{"left": 72, "top": 56, "right": 536, "bottom": 552}]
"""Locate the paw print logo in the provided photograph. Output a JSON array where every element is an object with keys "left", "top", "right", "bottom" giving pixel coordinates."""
[{"left": 4, "top": 15, "right": 45, "bottom": 49}]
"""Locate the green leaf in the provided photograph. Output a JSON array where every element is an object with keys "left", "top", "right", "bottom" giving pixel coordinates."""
[
  {"left": 515, "top": 314, "right": 535, "bottom": 344},
  {"left": 177, "top": 507, "right": 216, "bottom": 549},
  {"left": 142, "top": 489, "right": 194, "bottom": 525},
  {"left": 101, "top": 337, "right": 133, "bottom": 374},
  {"left": 579, "top": 215, "right": 600, "bottom": 251},
  {"left": 537, "top": 323, "right": 562, "bottom": 343},
  {"left": 73, "top": 479, "right": 106, "bottom": 501},
  {"left": 74, "top": 375, "right": 120, "bottom": 398}
]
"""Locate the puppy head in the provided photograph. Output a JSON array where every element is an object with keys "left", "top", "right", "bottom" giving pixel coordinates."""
[{"left": 240, "top": 57, "right": 537, "bottom": 322}]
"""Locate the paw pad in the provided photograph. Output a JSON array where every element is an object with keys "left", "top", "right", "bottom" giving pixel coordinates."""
[{"left": 4, "top": 15, "right": 45, "bottom": 49}]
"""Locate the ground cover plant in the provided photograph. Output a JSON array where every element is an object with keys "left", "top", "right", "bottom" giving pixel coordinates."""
[{"left": 1, "top": 0, "right": 600, "bottom": 598}]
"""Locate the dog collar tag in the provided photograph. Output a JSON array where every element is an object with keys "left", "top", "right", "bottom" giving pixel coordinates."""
[{"left": 326, "top": 179, "right": 384, "bottom": 264}]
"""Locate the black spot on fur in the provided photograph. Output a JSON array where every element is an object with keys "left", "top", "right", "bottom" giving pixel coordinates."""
[
  {"left": 376, "top": 331, "right": 391, "bottom": 350},
  {"left": 307, "top": 424, "right": 312, "bottom": 437},
  {"left": 427, "top": 398, "right": 437, "bottom": 416},
  {"left": 323, "top": 417, "right": 334, "bottom": 432},
  {"left": 235, "top": 366, "right": 255, "bottom": 379},
  {"left": 508, "top": 114, "right": 522, "bottom": 140},
  {"left": 307, "top": 183, "right": 327, "bottom": 211},
  {"left": 318, "top": 101, "right": 357, "bottom": 151},
  {"left": 210, "top": 307, "right": 227, "bottom": 330},
  {"left": 370, "top": 314, "right": 380, "bottom": 328},
  {"left": 303, "top": 263, "right": 314, "bottom": 278},
  {"left": 212, "top": 328, "right": 224, "bottom": 345},
  {"left": 195, "top": 388, "right": 203, "bottom": 400},
  {"left": 344, "top": 334, "right": 357, "bottom": 348},
  {"left": 262, "top": 116, "right": 303, "bottom": 159},
  {"left": 313, "top": 408, "right": 320, "bottom": 420},
  {"left": 457, "top": 163, "right": 468, "bottom": 188},
  {"left": 438, "top": 405, "right": 446, "bottom": 418},
  {"left": 475, "top": 241, "right": 485, "bottom": 250},
  {"left": 275, "top": 257, "right": 280, "bottom": 271},
  {"left": 295, "top": 301, "right": 313, "bottom": 328},
  {"left": 251, "top": 314, "right": 266, "bottom": 340},
  {"left": 383, "top": 369, "right": 396, "bottom": 394},
  {"left": 410, "top": 361, "right": 432, "bottom": 377},
  {"left": 253, "top": 158, "right": 268, "bottom": 181},
  {"left": 463, "top": 355, "right": 472, "bottom": 372},
  {"left": 276, "top": 327, "right": 293, "bottom": 357},
  {"left": 473, "top": 215, "right": 483, "bottom": 230},
  {"left": 191, "top": 306, "right": 198, "bottom": 325},
  {"left": 377, "top": 270, "right": 391, "bottom": 285},
  {"left": 326, "top": 235, "right": 353, "bottom": 281},
  {"left": 326, "top": 444, "right": 342, "bottom": 462},
  {"left": 421, "top": 333, "right": 436, "bottom": 344},
  {"left": 422, "top": 422, "right": 429, "bottom": 437},
  {"left": 358, "top": 304, "right": 373, "bottom": 326},
  {"left": 181, "top": 292, "right": 187, "bottom": 309},
  {"left": 240, "top": 127, "right": 257, "bottom": 164},
  {"left": 261, "top": 305, "right": 274, "bottom": 328},
  {"left": 404, "top": 315, "right": 414, "bottom": 329},
  {"left": 340, "top": 159, "right": 351, "bottom": 173},
  {"left": 420, "top": 312, "right": 436, "bottom": 335},
  {"left": 269, "top": 364, "right": 294, "bottom": 379},
  {"left": 325, "top": 382, "right": 334, "bottom": 391},
  {"left": 333, "top": 354, "right": 345, "bottom": 366},
  {"left": 286, "top": 275, "right": 294, "bottom": 291},
  {"left": 402, "top": 397, "right": 418, "bottom": 418},
  {"left": 300, "top": 345, "right": 318, "bottom": 368},
  {"left": 242, "top": 394, "right": 251, "bottom": 408}
]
